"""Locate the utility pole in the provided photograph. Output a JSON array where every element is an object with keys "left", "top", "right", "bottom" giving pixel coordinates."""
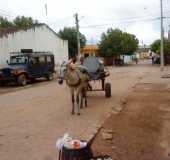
[
  {"left": 141, "top": 40, "right": 144, "bottom": 48},
  {"left": 160, "top": 0, "right": 164, "bottom": 71},
  {"left": 74, "top": 13, "right": 81, "bottom": 58},
  {"left": 168, "top": 25, "right": 170, "bottom": 41}
]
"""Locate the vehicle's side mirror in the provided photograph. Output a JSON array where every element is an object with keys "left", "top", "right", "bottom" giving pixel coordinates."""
[
  {"left": 25, "top": 59, "right": 28, "bottom": 63},
  {"left": 6, "top": 60, "right": 9, "bottom": 64},
  {"left": 29, "top": 60, "right": 33, "bottom": 66}
]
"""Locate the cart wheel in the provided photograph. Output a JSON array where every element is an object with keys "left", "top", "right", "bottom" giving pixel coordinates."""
[
  {"left": 105, "top": 82, "right": 111, "bottom": 98},
  {"left": 0, "top": 81, "right": 4, "bottom": 86}
]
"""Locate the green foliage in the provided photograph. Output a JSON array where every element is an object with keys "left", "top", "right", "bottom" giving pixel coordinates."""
[
  {"left": 0, "top": 16, "right": 39, "bottom": 28},
  {"left": 98, "top": 28, "right": 139, "bottom": 57},
  {"left": 57, "top": 27, "right": 86, "bottom": 57},
  {"left": 151, "top": 39, "right": 160, "bottom": 54},
  {"left": 0, "top": 17, "right": 13, "bottom": 28},
  {"left": 151, "top": 39, "right": 170, "bottom": 54},
  {"left": 13, "top": 16, "right": 38, "bottom": 28}
]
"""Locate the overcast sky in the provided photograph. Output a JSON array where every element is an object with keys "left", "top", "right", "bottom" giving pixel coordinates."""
[{"left": 0, "top": 0, "right": 170, "bottom": 45}]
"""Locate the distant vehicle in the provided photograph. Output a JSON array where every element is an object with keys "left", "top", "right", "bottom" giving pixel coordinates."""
[{"left": 0, "top": 51, "right": 55, "bottom": 86}]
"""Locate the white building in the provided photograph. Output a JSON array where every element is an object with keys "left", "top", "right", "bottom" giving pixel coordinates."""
[{"left": 0, "top": 24, "right": 68, "bottom": 68}]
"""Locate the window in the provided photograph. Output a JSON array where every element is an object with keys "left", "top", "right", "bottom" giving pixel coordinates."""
[
  {"left": 39, "top": 56, "right": 45, "bottom": 64},
  {"left": 30, "top": 57, "right": 39, "bottom": 64},
  {"left": 47, "top": 56, "right": 52, "bottom": 63},
  {"left": 10, "top": 56, "right": 28, "bottom": 64}
]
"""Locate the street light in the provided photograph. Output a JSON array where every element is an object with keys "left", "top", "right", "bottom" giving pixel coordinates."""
[{"left": 160, "top": 0, "right": 164, "bottom": 71}]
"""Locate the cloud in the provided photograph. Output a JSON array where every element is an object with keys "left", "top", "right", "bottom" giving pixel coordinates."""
[
  {"left": 0, "top": 0, "right": 169, "bottom": 44},
  {"left": 127, "top": 22, "right": 160, "bottom": 44}
]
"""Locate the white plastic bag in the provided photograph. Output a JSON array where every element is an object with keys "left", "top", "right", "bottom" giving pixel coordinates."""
[
  {"left": 64, "top": 139, "right": 87, "bottom": 149},
  {"left": 56, "top": 133, "right": 72, "bottom": 150},
  {"left": 56, "top": 133, "right": 87, "bottom": 150}
]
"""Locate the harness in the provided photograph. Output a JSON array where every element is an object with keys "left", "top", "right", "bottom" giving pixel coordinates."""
[{"left": 66, "top": 69, "right": 81, "bottom": 87}]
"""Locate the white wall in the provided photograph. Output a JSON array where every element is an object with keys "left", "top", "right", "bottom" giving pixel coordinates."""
[{"left": 0, "top": 25, "right": 68, "bottom": 68}]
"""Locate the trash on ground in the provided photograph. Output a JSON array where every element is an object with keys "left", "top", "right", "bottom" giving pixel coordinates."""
[{"left": 56, "top": 133, "right": 87, "bottom": 150}]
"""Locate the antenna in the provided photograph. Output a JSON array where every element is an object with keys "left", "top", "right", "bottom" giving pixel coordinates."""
[{"left": 45, "top": 3, "right": 47, "bottom": 16}]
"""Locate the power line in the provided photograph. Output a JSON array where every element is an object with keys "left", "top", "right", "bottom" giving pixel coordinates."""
[
  {"left": 81, "top": 17, "right": 160, "bottom": 29},
  {"left": 100, "top": 9, "right": 170, "bottom": 24},
  {"left": 100, "top": 15, "right": 156, "bottom": 23}
]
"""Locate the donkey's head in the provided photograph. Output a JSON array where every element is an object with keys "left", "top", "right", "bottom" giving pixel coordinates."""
[{"left": 58, "top": 61, "right": 67, "bottom": 85}]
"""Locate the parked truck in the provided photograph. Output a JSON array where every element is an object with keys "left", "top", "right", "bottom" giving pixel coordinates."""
[{"left": 0, "top": 50, "right": 55, "bottom": 86}]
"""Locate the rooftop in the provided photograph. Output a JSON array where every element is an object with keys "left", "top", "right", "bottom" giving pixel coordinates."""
[
  {"left": 0, "top": 23, "right": 46, "bottom": 38},
  {"left": 81, "top": 45, "right": 99, "bottom": 54}
]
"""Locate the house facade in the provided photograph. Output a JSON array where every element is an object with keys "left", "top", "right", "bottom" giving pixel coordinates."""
[
  {"left": 81, "top": 44, "right": 99, "bottom": 57},
  {"left": 0, "top": 24, "right": 68, "bottom": 68}
]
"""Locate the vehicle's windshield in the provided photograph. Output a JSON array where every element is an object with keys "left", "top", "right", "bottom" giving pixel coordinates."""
[{"left": 10, "top": 56, "right": 28, "bottom": 64}]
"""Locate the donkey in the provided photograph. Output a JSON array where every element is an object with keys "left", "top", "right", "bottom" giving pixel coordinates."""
[{"left": 58, "top": 61, "right": 89, "bottom": 115}]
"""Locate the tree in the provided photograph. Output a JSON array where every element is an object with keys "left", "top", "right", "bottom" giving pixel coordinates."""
[
  {"left": 0, "top": 16, "right": 39, "bottom": 28},
  {"left": 151, "top": 39, "right": 170, "bottom": 54},
  {"left": 57, "top": 27, "right": 86, "bottom": 58},
  {"left": 98, "top": 28, "right": 138, "bottom": 57},
  {"left": 13, "top": 16, "right": 38, "bottom": 28},
  {"left": 0, "top": 17, "right": 13, "bottom": 28}
]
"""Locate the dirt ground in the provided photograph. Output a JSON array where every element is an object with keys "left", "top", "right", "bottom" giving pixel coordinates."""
[
  {"left": 0, "top": 60, "right": 169, "bottom": 160},
  {"left": 92, "top": 64, "right": 170, "bottom": 160}
]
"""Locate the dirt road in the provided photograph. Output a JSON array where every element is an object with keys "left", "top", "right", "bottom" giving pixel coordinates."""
[
  {"left": 0, "top": 61, "right": 161, "bottom": 160},
  {"left": 92, "top": 64, "right": 170, "bottom": 160}
]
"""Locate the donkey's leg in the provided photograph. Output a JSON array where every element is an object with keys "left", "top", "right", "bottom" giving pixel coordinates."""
[
  {"left": 84, "top": 89, "right": 87, "bottom": 107},
  {"left": 71, "top": 93, "right": 75, "bottom": 115},
  {"left": 76, "top": 93, "right": 80, "bottom": 115},
  {"left": 70, "top": 88, "right": 75, "bottom": 115},
  {"left": 80, "top": 89, "right": 83, "bottom": 109},
  {"left": 82, "top": 87, "right": 87, "bottom": 107}
]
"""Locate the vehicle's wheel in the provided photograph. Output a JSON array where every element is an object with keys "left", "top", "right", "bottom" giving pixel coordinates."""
[
  {"left": 0, "top": 81, "right": 4, "bottom": 87},
  {"left": 105, "top": 82, "right": 111, "bottom": 98},
  {"left": 30, "top": 78, "right": 36, "bottom": 83},
  {"left": 46, "top": 73, "right": 54, "bottom": 81},
  {"left": 17, "top": 74, "right": 27, "bottom": 86}
]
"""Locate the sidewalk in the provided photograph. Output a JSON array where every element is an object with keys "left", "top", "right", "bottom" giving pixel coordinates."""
[{"left": 92, "top": 66, "right": 170, "bottom": 160}]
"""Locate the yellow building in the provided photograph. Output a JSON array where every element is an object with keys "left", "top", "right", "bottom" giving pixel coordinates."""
[{"left": 81, "top": 45, "right": 99, "bottom": 56}]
